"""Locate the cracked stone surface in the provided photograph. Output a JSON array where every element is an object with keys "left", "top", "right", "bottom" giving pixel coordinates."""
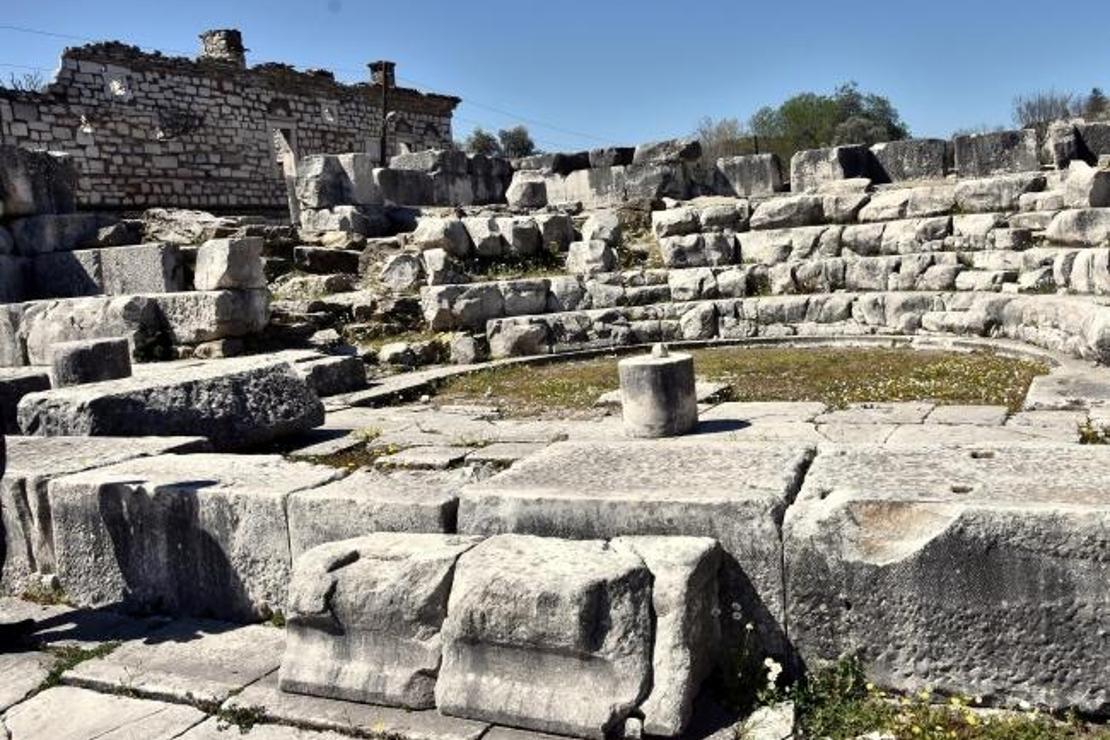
[{"left": 3, "top": 685, "right": 207, "bottom": 740}]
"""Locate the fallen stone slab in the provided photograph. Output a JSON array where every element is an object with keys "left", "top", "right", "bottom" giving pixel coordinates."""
[
  {"left": 224, "top": 673, "right": 490, "bottom": 740},
  {"left": 612, "top": 536, "right": 721, "bottom": 737},
  {"left": 436, "top": 534, "right": 654, "bottom": 738},
  {"left": 0, "top": 366, "right": 50, "bottom": 432},
  {"left": 286, "top": 470, "right": 461, "bottom": 557},
  {"left": 1023, "top": 366, "right": 1110, "bottom": 410},
  {"left": 48, "top": 453, "right": 342, "bottom": 620},
  {"left": 280, "top": 533, "right": 481, "bottom": 708},
  {"left": 458, "top": 441, "right": 815, "bottom": 656},
  {"left": 0, "top": 435, "right": 209, "bottom": 596},
  {"left": 18, "top": 357, "right": 324, "bottom": 450},
  {"left": 3, "top": 685, "right": 207, "bottom": 740},
  {"left": 64, "top": 619, "right": 284, "bottom": 706},
  {"left": 277, "top": 351, "right": 367, "bottom": 397},
  {"left": 785, "top": 443, "right": 1110, "bottom": 715},
  {"left": 151, "top": 289, "right": 270, "bottom": 345},
  {"left": 0, "top": 651, "right": 52, "bottom": 712},
  {"left": 18, "top": 294, "right": 163, "bottom": 365}
]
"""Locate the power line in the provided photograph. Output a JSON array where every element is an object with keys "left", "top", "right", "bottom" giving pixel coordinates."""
[{"left": 0, "top": 22, "right": 618, "bottom": 149}]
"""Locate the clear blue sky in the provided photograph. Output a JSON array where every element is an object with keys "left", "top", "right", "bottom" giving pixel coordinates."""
[{"left": 3, "top": 0, "right": 1108, "bottom": 152}]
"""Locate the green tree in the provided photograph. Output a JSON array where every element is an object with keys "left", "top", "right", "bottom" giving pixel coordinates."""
[
  {"left": 464, "top": 127, "right": 501, "bottom": 156},
  {"left": 1084, "top": 87, "right": 1108, "bottom": 119},
  {"left": 497, "top": 125, "right": 536, "bottom": 158}
]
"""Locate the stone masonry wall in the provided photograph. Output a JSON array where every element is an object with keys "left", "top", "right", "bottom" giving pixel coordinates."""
[{"left": 0, "top": 40, "right": 459, "bottom": 211}]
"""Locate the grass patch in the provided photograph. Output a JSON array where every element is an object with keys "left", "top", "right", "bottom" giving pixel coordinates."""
[
  {"left": 299, "top": 443, "right": 400, "bottom": 471},
  {"left": 20, "top": 581, "right": 71, "bottom": 607},
  {"left": 39, "top": 642, "right": 120, "bottom": 692},
  {"left": 760, "top": 658, "right": 1110, "bottom": 739},
  {"left": 436, "top": 347, "right": 1050, "bottom": 416},
  {"left": 1078, "top": 421, "right": 1110, "bottom": 445},
  {"left": 216, "top": 704, "right": 268, "bottom": 734}
]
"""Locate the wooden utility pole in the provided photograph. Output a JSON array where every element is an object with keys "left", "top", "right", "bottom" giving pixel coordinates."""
[{"left": 369, "top": 60, "right": 396, "bottom": 166}]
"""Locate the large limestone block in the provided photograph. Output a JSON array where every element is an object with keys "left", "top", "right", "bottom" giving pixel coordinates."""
[
  {"left": 953, "top": 172, "right": 1045, "bottom": 212},
  {"left": 505, "top": 172, "right": 548, "bottom": 208},
  {"left": 633, "top": 137, "right": 702, "bottom": 165},
  {"left": 296, "top": 155, "right": 348, "bottom": 210},
  {"left": 1045, "top": 208, "right": 1110, "bottom": 246},
  {"left": 459, "top": 440, "right": 816, "bottom": 654},
  {"left": 100, "top": 242, "right": 185, "bottom": 294},
  {"left": 566, "top": 239, "right": 616, "bottom": 275},
  {"left": 0, "top": 145, "right": 77, "bottom": 218},
  {"left": 280, "top": 533, "right": 481, "bottom": 708},
  {"left": 716, "top": 153, "right": 784, "bottom": 196},
  {"left": 29, "top": 248, "right": 102, "bottom": 298},
  {"left": 750, "top": 195, "right": 824, "bottom": 230},
  {"left": 151, "top": 289, "right": 270, "bottom": 344},
  {"left": 612, "top": 536, "right": 722, "bottom": 737},
  {"left": 422, "top": 283, "right": 505, "bottom": 331},
  {"left": 287, "top": 470, "right": 461, "bottom": 557},
  {"left": 412, "top": 217, "right": 473, "bottom": 259},
  {"left": 790, "top": 145, "right": 880, "bottom": 192},
  {"left": 48, "top": 453, "right": 341, "bottom": 620},
  {"left": 0, "top": 435, "right": 209, "bottom": 595},
  {"left": 953, "top": 129, "right": 1039, "bottom": 176},
  {"left": 0, "top": 253, "right": 27, "bottom": 303},
  {"left": 436, "top": 534, "right": 654, "bottom": 738},
  {"left": 871, "top": 138, "right": 949, "bottom": 181},
  {"left": 49, "top": 336, "right": 131, "bottom": 387},
  {"left": 194, "top": 237, "right": 265, "bottom": 290},
  {"left": 18, "top": 357, "right": 324, "bottom": 450},
  {"left": 9, "top": 213, "right": 107, "bottom": 256},
  {"left": 785, "top": 444, "right": 1110, "bottom": 715},
  {"left": 19, "top": 294, "right": 162, "bottom": 365},
  {"left": 1063, "top": 161, "right": 1110, "bottom": 208}
]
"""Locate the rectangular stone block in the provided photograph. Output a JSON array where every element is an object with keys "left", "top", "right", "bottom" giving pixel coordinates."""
[
  {"left": 790, "top": 145, "right": 882, "bottom": 192},
  {"left": 280, "top": 533, "right": 480, "bottom": 707},
  {"left": 436, "top": 534, "right": 654, "bottom": 738},
  {"left": 0, "top": 145, "right": 77, "bottom": 218},
  {"left": 48, "top": 453, "right": 341, "bottom": 620},
  {"left": 194, "top": 237, "right": 265, "bottom": 290},
  {"left": 953, "top": 129, "right": 1039, "bottom": 177},
  {"left": 151, "top": 289, "right": 269, "bottom": 344},
  {"left": 30, "top": 248, "right": 101, "bottom": 297},
  {"left": 18, "top": 357, "right": 324, "bottom": 450},
  {"left": 785, "top": 443, "right": 1110, "bottom": 715},
  {"left": 19, "top": 294, "right": 162, "bottom": 364},
  {"left": 0, "top": 253, "right": 28, "bottom": 302},
  {"left": 101, "top": 242, "right": 184, "bottom": 294},
  {"left": 3, "top": 686, "right": 205, "bottom": 739},
  {"left": 287, "top": 470, "right": 460, "bottom": 557},
  {"left": 0, "top": 366, "right": 50, "bottom": 432},
  {"left": 0, "top": 435, "right": 210, "bottom": 596},
  {"left": 458, "top": 440, "right": 816, "bottom": 656},
  {"left": 716, "top": 153, "right": 785, "bottom": 197},
  {"left": 871, "top": 138, "right": 949, "bottom": 181}
]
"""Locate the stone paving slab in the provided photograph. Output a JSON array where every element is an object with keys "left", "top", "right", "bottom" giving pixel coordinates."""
[
  {"left": 815, "top": 423, "right": 898, "bottom": 444},
  {"left": 1005, "top": 409, "right": 1088, "bottom": 430},
  {"left": 700, "top": 401, "right": 828, "bottom": 423},
  {"left": 813, "top": 401, "right": 935, "bottom": 425},
  {"left": 223, "top": 673, "right": 490, "bottom": 740},
  {"left": 48, "top": 454, "right": 343, "bottom": 621},
  {"left": 3, "top": 685, "right": 207, "bottom": 740},
  {"left": 179, "top": 717, "right": 353, "bottom": 739},
  {"left": 287, "top": 470, "right": 461, "bottom": 557},
  {"left": 375, "top": 445, "right": 474, "bottom": 470},
  {"left": 0, "top": 598, "right": 170, "bottom": 650},
  {"left": 885, "top": 424, "right": 1055, "bottom": 446},
  {"left": 63, "top": 619, "right": 284, "bottom": 706},
  {"left": 691, "top": 419, "right": 824, "bottom": 444},
  {"left": 0, "top": 651, "right": 52, "bottom": 712},
  {"left": 465, "top": 442, "right": 548, "bottom": 465},
  {"left": 1023, "top": 365, "right": 1110, "bottom": 410},
  {"left": 923, "top": 404, "right": 1009, "bottom": 426}
]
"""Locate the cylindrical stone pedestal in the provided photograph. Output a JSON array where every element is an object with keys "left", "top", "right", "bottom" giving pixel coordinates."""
[
  {"left": 618, "top": 344, "right": 698, "bottom": 438},
  {"left": 49, "top": 337, "right": 133, "bottom": 387}
]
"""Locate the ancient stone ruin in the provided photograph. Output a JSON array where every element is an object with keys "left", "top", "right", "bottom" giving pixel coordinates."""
[{"left": 0, "top": 25, "right": 1109, "bottom": 740}]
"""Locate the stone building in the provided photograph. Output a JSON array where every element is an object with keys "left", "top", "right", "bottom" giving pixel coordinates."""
[{"left": 0, "top": 29, "right": 460, "bottom": 211}]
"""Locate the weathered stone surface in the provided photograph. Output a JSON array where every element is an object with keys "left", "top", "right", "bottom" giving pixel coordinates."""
[
  {"left": 506, "top": 173, "right": 548, "bottom": 208},
  {"left": 459, "top": 441, "right": 816, "bottom": 655},
  {"left": 2, "top": 686, "right": 206, "bottom": 740},
  {"left": 0, "top": 145, "right": 77, "bottom": 219},
  {"left": 64, "top": 620, "right": 284, "bottom": 705},
  {"left": 49, "top": 336, "right": 131, "bottom": 387},
  {"left": 281, "top": 533, "right": 481, "bottom": 708},
  {"left": 0, "top": 651, "right": 52, "bottom": 712},
  {"left": 141, "top": 208, "right": 238, "bottom": 244},
  {"left": 495, "top": 217, "right": 542, "bottom": 257},
  {"left": 412, "top": 217, "right": 473, "bottom": 259},
  {"left": 436, "top": 534, "right": 654, "bottom": 738},
  {"left": 49, "top": 453, "right": 340, "bottom": 620},
  {"left": 179, "top": 718, "right": 352, "bottom": 740},
  {"left": 380, "top": 252, "right": 427, "bottom": 292},
  {"left": 0, "top": 435, "right": 209, "bottom": 595},
  {"left": 750, "top": 195, "right": 824, "bottom": 230},
  {"left": 152, "top": 289, "right": 270, "bottom": 345},
  {"left": 422, "top": 283, "right": 505, "bottom": 331},
  {"left": 633, "top": 138, "right": 701, "bottom": 165},
  {"left": 612, "top": 536, "right": 721, "bottom": 737},
  {"left": 287, "top": 471, "right": 461, "bottom": 556},
  {"left": 224, "top": 673, "right": 490, "bottom": 740},
  {"left": 19, "top": 357, "right": 323, "bottom": 450},
  {"left": 589, "top": 147, "right": 635, "bottom": 168},
  {"left": 565, "top": 239, "right": 616, "bottom": 275},
  {"left": 1063, "top": 161, "right": 1110, "bottom": 208},
  {"left": 19, "top": 294, "right": 162, "bottom": 365},
  {"left": 871, "top": 138, "right": 948, "bottom": 181},
  {"left": 954, "top": 172, "right": 1045, "bottom": 212},
  {"left": 9, "top": 213, "right": 106, "bottom": 256},
  {"left": 194, "top": 237, "right": 265, "bottom": 290},
  {"left": 284, "top": 353, "right": 367, "bottom": 397},
  {"left": 953, "top": 129, "right": 1039, "bottom": 176},
  {"left": 786, "top": 444, "right": 1110, "bottom": 715},
  {"left": 790, "top": 145, "right": 880, "bottom": 193},
  {"left": 717, "top": 153, "right": 784, "bottom": 196},
  {"left": 0, "top": 366, "right": 50, "bottom": 433},
  {"left": 1045, "top": 208, "right": 1110, "bottom": 246},
  {"left": 652, "top": 207, "right": 700, "bottom": 238}
]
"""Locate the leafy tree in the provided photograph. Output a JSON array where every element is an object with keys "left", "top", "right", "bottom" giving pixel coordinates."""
[
  {"left": 464, "top": 127, "right": 500, "bottom": 156},
  {"left": 695, "top": 116, "right": 751, "bottom": 161},
  {"left": 1083, "top": 87, "right": 1108, "bottom": 120},
  {"left": 497, "top": 125, "right": 536, "bottom": 158},
  {"left": 831, "top": 82, "right": 909, "bottom": 144}
]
